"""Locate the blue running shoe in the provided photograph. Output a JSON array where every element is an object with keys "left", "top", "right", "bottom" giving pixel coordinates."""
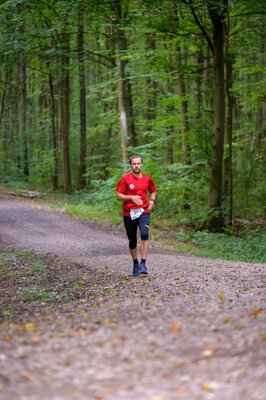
[
  {"left": 132, "top": 262, "right": 140, "bottom": 276},
  {"left": 139, "top": 263, "right": 148, "bottom": 274}
]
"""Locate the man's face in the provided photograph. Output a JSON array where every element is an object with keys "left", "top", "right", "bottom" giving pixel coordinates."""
[{"left": 130, "top": 157, "right": 143, "bottom": 175}]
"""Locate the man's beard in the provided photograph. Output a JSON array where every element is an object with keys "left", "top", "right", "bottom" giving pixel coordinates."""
[{"left": 133, "top": 168, "right": 141, "bottom": 174}]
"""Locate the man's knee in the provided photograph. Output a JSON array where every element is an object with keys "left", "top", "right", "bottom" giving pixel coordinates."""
[
  {"left": 140, "top": 233, "right": 149, "bottom": 241},
  {"left": 129, "top": 239, "right": 137, "bottom": 249}
]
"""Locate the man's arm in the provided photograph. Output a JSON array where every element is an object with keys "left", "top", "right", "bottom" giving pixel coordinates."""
[
  {"left": 116, "top": 191, "right": 143, "bottom": 206},
  {"left": 148, "top": 191, "right": 156, "bottom": 211}
]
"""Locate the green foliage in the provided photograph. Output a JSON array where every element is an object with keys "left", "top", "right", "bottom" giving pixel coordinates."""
[
  {"left": 65, "top": 176, "right": 122, "bottom": 224},
  {"left": 176, "top": 228, "right": 265, "bottom": 263},
  {"left": 0, "top": 0, "right": 264, "bottom": 232},
  {"left": 28, "top": 150, "right": 55, "bottom": 189},
  {"left": 20, "top": 287, "right": 54, "bottom": 300},
  {"left": 31, "top": 264, "right": 49, "bottom": 277},
  {"left": 143, "top": 161, "right": 210, "bottom": 226}
]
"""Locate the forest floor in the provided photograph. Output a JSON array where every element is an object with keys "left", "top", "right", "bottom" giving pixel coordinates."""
[{"left": 0, "top": 193, "right": 265, "bottom": 400}]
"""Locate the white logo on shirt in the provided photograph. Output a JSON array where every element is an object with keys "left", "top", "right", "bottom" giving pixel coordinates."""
[{"left": 130, "top": 184, "right": 134, "bottom": 189}]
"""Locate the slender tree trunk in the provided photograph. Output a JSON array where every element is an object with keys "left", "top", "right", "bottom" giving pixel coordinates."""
[
  {"left": 60, "top": 31, "right": 71, "bottom": 193},
  {"left": 114, "top": 3, "right": 128, "bottom": 170},
  {"left": 0, "top": 67, "right": 8, "bottom": 127},
  {"left": 223, "top": 2, "right": 233, "bottom": 225},
  {"left": 1, "top": 67, "right": 9, "bottom": 169},
  {"left": 125, "top": 70, "right": 137, "bottom": 147},
  {"left": 177, "top": 44, "right": 190, "bottom": 165},
  {"left": 77, "top": 7, "right": 87, "bottom": 189},
  {"left": 18, "top": 12, "right": 28, "bottom": 177},
  {"left": 38, "top": 88, "right": 45, "bottom": 151},
  {"left": 224, "top": 57, "right": 233, "bottom": 226},
  {"left": 205, "top": 1, "right": 226, "bottom": 232},
  {"left": 116, "top": 39, "right": 128, "bottom": 169},
  {"left": 261, "top": 37, "right": 266, "bottom": 157},
  {"left": 48, "top": 71, "right": 58, "bottom": 190},
  {"left": 9, "top": 72, "right": 20, "bottom": 169},
  {"left": 163, "top": 38, "right": 175, "bottom": 163},
  {"left": 194, "top": 35, "right": 203, "bottom": 121},
  {"left": 19, "top": 52, "right": 28, "bottom": 176},
  {"left": 146, "top": 33, "right": 158, "bottom": 138}
]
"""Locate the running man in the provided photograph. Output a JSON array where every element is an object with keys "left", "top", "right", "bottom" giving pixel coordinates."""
[{"left": 116, "top": 155, "right": 157, "bottom": 276}]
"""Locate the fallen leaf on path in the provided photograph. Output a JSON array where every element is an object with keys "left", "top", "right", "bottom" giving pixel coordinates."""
[
  {"left": 198, "top": 360, "right": 207, "bottom": 366},
  {"left": 19, "top": 371, "right": 35, "bottom": 381},
  {"left": 172, "top": 324, "right": 182, "bottom": 334},
  {"left": 176, "top": 387, "right": 188, "bottom": 393},
  {"left": 252, "top": 307, "right": 262, "bottom": 318},
  {"left": 172, "top": 361, "right": 183, "bottom": 367},
  {"left": 204, "top": 343, "right": 215, "bottom": 349},
  {"left": 202, "top": 349, "right": 213, "bottom": 356}
]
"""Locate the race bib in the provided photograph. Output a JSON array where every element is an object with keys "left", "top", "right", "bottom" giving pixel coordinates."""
[{"left": 130, "top": 208, "right": 144, "bottom": 220}]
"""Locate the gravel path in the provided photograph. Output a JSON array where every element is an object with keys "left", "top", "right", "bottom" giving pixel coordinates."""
[{"left": 0, "top": 195, "right": 265, "bottom": 400}]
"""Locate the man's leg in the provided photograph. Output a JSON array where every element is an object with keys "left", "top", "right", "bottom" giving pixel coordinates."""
[
  {"left": 140, "top": 239, "right": 149, "bottom": 260},
  {"left": 123, "top": 216, "right": 139, "bottom": 276},
  {"left": 129, "top": 246, "right": 137, "bottom": 261},
  {"left": 139, "top": 213, "right": 150, "bottom": 274}
]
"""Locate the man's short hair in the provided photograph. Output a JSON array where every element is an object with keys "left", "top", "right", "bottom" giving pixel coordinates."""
[{"left": 129, "top": 154, "right": 142, "bottom": 164}]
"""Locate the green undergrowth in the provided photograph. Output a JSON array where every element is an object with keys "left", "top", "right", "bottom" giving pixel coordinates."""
[
  {"left": 0, "top": 246, "right": 55, "bottom": 320},
  {"left": 0, "top": 182, "right": 265, "bottom": 263},
  {"left": 155, "top": 228, "right": 265, "bottom": 263}
]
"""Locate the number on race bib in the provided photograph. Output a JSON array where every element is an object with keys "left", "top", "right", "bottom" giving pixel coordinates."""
[{"left": 130, "top": 208, "right": 144, "bottom": 220}]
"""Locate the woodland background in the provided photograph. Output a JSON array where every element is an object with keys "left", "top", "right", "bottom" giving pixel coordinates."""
[{"left": 0, "top": 0, "right": 265, "bottom": 237}]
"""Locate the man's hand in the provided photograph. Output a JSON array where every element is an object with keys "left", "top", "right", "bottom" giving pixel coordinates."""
[
  {"left": 131, "top": 195, "right": 143, "bottom": 206},
  {"left": 148, "top": 201, "right": 154, "bottom": 211}
]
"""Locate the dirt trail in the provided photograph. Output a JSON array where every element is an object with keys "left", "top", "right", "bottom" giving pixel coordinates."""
[{"left": 0, "top": 195, "right": 265, "bottom": 400}]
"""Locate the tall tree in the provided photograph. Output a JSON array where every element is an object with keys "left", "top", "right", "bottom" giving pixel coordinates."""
[
  {"left": 182, "top": 0, "right": 226, "bottom": 231},
  {"left": 48, "top": 68, "right": 59, "bottom": 190},
  {"left": 205, "top": 0, "right": 226, "bottom": 231},
  {"left": 223, "top": 0, "right": 233, "bottom": 225},
  {"left": 77, "top": 4, "right": 87, "bottom": 189},
  {"left": 145, "top": 33, "right": 158, "bottom": 137},
  {"left": 114, "top": 0, "right": 129, "bottom": 169},
  {"left": 18, "top": 6, "right": 29, "bottom": 176},
  {"left": 60, "top": 29, "right": 71, "bottom": 193}
]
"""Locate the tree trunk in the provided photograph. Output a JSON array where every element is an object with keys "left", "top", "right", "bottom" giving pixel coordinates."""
[
  {"left": 205, "top": 1, "right": 226, "bottom": 232},
  {"left": 114, "top": 3, "right": 128, "bottom": 170},
  {"left": 193, "top": 35, "right": 203, "bottom": 121},
  {"left": 177, "top": 44, "right": 190, "bottom": 165},
  {"left": 60, "top": 31, "right": 71, "bottom": 193},
  {"left": 261, "top": 37, "right": 266, "bottom": 157},
  {"left": 1, "top": 67, "right": 9, "bottom": 169},
  {"left": 77, "top": 7, "right": 87, "bottom": 189},
  {"left": 19, "top": 14, "right": 29, "bottom": 177},
  {"left": 48, "top": 71, "right": 59, "bottom": 190},
  {"left": 125, "top": 72, "right": 137, "bottom": 147},
  {"left": 0, "top": 67, "right": 8, "bottom": 127},
  {"left": 224, "top": 55, "right": 233, "bottom": 225},
  {"left": 145, "top": 33, "right": 158, "bottom": 138},
  {"left": 223, "top": 2, "right": 233, "bottom": 226}
]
